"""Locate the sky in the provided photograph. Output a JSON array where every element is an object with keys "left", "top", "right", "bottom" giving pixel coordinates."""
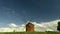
[{"left": 0, "top": 0, "right": 60, "bottom": 27}]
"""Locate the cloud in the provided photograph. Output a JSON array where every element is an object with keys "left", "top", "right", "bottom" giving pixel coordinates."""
[
  {"left": 8, "top": 23, "right": 25, "bottom": 32},
  {"left": 0, "top": 19, "right": 60, "bottom": 32},
  {"left": 0, "top": 28, "right": 13, "bottom": 32},
  {"left": 33, "top": 19, "right": 60, "bottom": 32},
  {"left": 8, "top": 23, "right": 18, "bottom": 27},
  {"left": 0, "top": 23, "right": 25, "bottom": 32}
]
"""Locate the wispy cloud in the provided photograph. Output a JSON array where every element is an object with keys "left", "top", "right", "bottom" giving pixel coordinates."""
[{"left": 8, "top": 23, "right": 18, "bottom": 28}]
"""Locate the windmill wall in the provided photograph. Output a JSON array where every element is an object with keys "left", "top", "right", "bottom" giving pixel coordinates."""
[{"left": 26, "top": 23, "right": 34, "bottom": 32}]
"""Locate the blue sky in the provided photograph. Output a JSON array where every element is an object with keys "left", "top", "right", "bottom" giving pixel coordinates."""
[{"left": 0, "top": 0, "right": 60, "bottom": 27}]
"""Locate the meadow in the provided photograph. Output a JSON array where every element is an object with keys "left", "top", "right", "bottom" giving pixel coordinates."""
[{"left": 0, "top": 32, "right": 60, "bottom": 34}]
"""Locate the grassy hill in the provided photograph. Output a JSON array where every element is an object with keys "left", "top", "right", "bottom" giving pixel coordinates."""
[{"left": 0, "top": 32, "right": 60, "bottom": 34}]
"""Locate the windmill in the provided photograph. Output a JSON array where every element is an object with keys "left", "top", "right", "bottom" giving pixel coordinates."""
[
  {"left": 21, "top": 16, "right": 33, "bottom": 32},
  {"left": 25, "top": 16, "right": 32, "bottom": 23}
]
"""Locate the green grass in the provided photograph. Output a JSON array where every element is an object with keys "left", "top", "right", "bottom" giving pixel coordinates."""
[{"left": 0, "top": 32, "right": 60, "bottom": 34}]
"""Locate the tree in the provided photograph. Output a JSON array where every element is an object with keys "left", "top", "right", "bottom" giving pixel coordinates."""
[{"left": 57, "top": 21, "right": 60, "bottom": 31}]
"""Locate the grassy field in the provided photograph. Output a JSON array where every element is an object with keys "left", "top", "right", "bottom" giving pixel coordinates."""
[{"left": 0, "top": 32, "right": 60, "bottom": 34}]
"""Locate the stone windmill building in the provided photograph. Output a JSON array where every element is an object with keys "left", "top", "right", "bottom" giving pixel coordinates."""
[{"left": 26, "top": 22, "right": 34, "bottom": 32}]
